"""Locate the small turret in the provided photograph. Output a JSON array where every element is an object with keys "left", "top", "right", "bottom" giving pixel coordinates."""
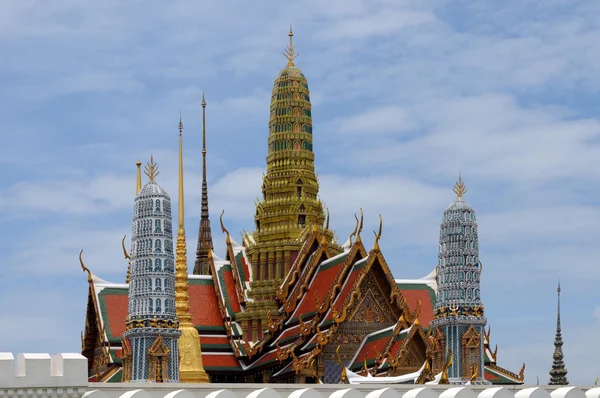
[
  {"left": 549, "top": 283, "right": 568, "bottom": 385},
  {"left": 431, "top": 174, "right": 488, "bottom": 384},
  {"left": 122, "top": 156, "right": 181, "bottom": 383}
]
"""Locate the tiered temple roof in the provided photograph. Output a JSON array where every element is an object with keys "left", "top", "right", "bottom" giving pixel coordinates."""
[{"left": 81, "top": 217, "right": 524, "bottom": 384}]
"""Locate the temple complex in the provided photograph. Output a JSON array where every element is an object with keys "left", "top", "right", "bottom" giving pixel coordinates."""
[{"left": 79, "top": 29, "right": 525, "bottom": 385}]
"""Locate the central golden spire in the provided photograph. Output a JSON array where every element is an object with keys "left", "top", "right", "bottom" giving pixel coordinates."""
[
  {"left": 453, "top": 172, "right": 467, "bottom": 199},
  {"left": 174, "top": 117, "right": 209, "bottom": 383},
  {"left": 283, "top": 25, "right": 299, "bottom": 66}
]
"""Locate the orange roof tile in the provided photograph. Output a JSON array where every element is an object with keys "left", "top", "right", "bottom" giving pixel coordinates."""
[
  {"left": 189, "top": 278, "right": 225, "bottom": 329},
  {"left": 400, "top": 289, "right": 434, "bottom": 326}
]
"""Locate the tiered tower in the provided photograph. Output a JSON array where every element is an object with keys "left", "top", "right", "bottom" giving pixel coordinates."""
[
  {"left": 549, "top": 283, "right": 568, "bottom": 385},
  {"left": 242, "top": 28, "right": 337, "bottom": 340},
  {"left": 431, "top": 174, "right": 488, "bottom": 384},
  {"left": 122, "top": 157, "right": 181, "bottom": 383},
  {"left": 194, "top": 95, "right": 214, "bottom": 275},
  {"left": 174, "top": 118, "right": 210, "bottom": 383}
]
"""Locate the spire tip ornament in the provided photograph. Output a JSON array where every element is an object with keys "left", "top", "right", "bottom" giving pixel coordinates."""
[
  {"left": 452, "top": 172, "right": 467, "bottom": 199},
  {"left": 283, "top": 25, "right": 299, "bottom": 66},
  {"left": 144, "top": 155, "right": 159, "bottom": 182}
]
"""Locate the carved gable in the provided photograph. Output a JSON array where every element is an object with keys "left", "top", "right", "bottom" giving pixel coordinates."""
[{"left": 347, "top": 271, "right": 397, "bottom": 325}]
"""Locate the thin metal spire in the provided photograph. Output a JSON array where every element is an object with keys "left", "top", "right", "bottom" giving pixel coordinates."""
[
  {"left": 194, "top": 94, "right": 214, "bottom": 275},
  {"left": 549, "top": 282, "right": 568, "bottom": 385}
]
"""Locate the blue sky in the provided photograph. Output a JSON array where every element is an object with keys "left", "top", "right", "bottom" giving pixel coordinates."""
[{"left": 0, "top": 0, "right": 599, "bottom": 385}]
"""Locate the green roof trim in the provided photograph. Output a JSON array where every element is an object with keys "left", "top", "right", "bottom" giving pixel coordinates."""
[
  {"left": 234, "top": 251, "right": 249, "bottom": 283},
  {"left": 216, "top": 264, "right": 237, "bottom": 318},
  {"left": 318, "top": 252, "right": 349, "bottom": 273},
  {"left": 189, "top": 278, "right": 214, "bottom": 286},
  {"left": 106, "top": 369, "right": 122, "bottom": 383},
  {"left": 485, "top": 367, "right": 521, "bottom": 385}
]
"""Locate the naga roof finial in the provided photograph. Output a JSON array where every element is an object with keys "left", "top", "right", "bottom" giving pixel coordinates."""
[
  {"left": 349, "top": 213, "right": 359, "bottom": 245},
  {"left": 355, "top": 208, "right": 364, "bottom": 244},
  {"left": 453, "top": 171, "right": 467, "bottom": 199},
  {"left": 79, "top": 249, "right": 93, "bottom": 284},
  {"left": 283, "top": 25, "right": 299, "bottom": 66},
  {"left": 373, "top": 214, "right": 383, "bottom": 252},
  {"left": 144, "top": 155, "right": 159, "bottom": 182},
  {"left": 220, "top": 209, "right": 231, "bottom": 245}
]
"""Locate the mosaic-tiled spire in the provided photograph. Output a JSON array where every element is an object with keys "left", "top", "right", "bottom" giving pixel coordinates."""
[
  {"left": 549, "top": 283, "right": 568, "bottom": 385},
  {"left": 194, "top": 95, "right": 214, "bottom": 275},
  {"left": 431, "top": 174, "right": 488, "bottom": 384},
  {"left": 123, "top": 156, "right": 181, "bottom": 383}
]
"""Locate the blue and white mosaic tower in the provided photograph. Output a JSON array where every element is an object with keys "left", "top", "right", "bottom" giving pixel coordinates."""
[
  {"left": 431, "top": 174, "right": 488, "bottom": 384},
  {"left": 122, "top": 156, "right": 181, "bottom": 383}
]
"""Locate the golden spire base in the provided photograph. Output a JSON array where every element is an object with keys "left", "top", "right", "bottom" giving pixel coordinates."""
[{"left": 175, "top": 229, "right": 210, "bottom": 383}]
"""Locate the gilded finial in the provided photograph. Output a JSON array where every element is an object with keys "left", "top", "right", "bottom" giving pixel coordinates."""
[
  {"left": 201, "top": 93, "right": 206, "bottom": 108},
  {"left": 519, "top": 363, "right": 526, "bottom": 381},
  {"left": 594, "top": 377, "right": 598, "bottom": 386},
  {"left": 335, "top": 345, "right": 348, "bottom": 383},
  {"left": 136, "top": 161, "right": 142, "bottom": 195},
  {"left": 325, "top": 207, "right": 330, "bottom": 231},
  {"left": 453, "top": 172, "right": 467, "bottom": 199},
  {"left": 79, "top": 250, "right": 93, "bottom": 284},
  {"left": 373, "top": 214, "right": 382, "bottom": 252},
  {"left": 179, "top": 113, "right": 183, "bottom": 136},
  {"left": 440, "top": 349, "right": 453, "bottom": 384},
  {"left": 349, "top": 213, "right": 359, "bottom": 245},
  {"left": 121, "top": 235, "right": 131, "bottom": 260},
  {"left": 220, "top": 210, "right": 231, "bottom": 245},
  {"left": 355, "top": 208, "right": 364, "bottom": 244},
  {"left": 144, "top": 155, "right": 160, "bottom": 182},
  {"left": 283, "top": 25, "right": 299, "bottom": 66},
  {"left": 469, "top": 363, "right": 478, "bottom": 383}
]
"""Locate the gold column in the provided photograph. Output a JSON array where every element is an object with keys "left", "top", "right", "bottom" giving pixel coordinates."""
[
  {"left": 136, "top": 161, "right": 142, "bottom": 195},
  {"left": 175, "top": 118, "right": 210, "bottom": 383}
]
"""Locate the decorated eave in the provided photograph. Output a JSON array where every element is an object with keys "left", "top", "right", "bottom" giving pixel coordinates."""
[{"left": 210, "top": 214, "right": 435, "bottom": 380}]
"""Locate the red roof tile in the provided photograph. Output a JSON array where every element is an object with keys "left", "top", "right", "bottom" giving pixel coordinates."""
[
  {"left": 188, "top": 280, "right": 224, "bottom": 328},
  {"left": 201, "top": 336, "right": 229, "bottom": 345},
  {"left": 102, "top": 291, "right": 128, "bottom": 339},
  {"left": 401, "top": 289, "right": 434, "bottom": 326},
  {"left": 202, "top": 354, "right": 241, "bottom": 368}
]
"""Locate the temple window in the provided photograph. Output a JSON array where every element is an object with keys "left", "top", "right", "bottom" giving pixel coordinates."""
[
  {"left": 298, "top": 214, "right": 306, "bottom": 226},
  {"left": 149, "top": 298, "right": 153, "bottom": 312},
  {"left": 467, "top": 271, "right": 472, "bottom": 280},
  {"left": 155, "top": 239, "right": 162, "bottom": 253},
  {"left": 155, "top": 278, "right": 162, "bottom": 292},
  {"left": 467, "top": 289, "right": 472, "bottom": 299},
  {"left": 149, "top": 239, "right": 152, "bottom": 250},
  {"left": 146, "top": 259, "right": 152, "bottom": 272},
  {"left": 155, "top": 200, "right": 161, "bottom": 212},
  {"left": 156, "top": 298, "right": 162, "bottom": 313},
  {"left": 155, "top": 259, "right": 161, "bottom": 272},
  {"left": 155, "top": 219, "right": 161, "bottom": 233}
]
